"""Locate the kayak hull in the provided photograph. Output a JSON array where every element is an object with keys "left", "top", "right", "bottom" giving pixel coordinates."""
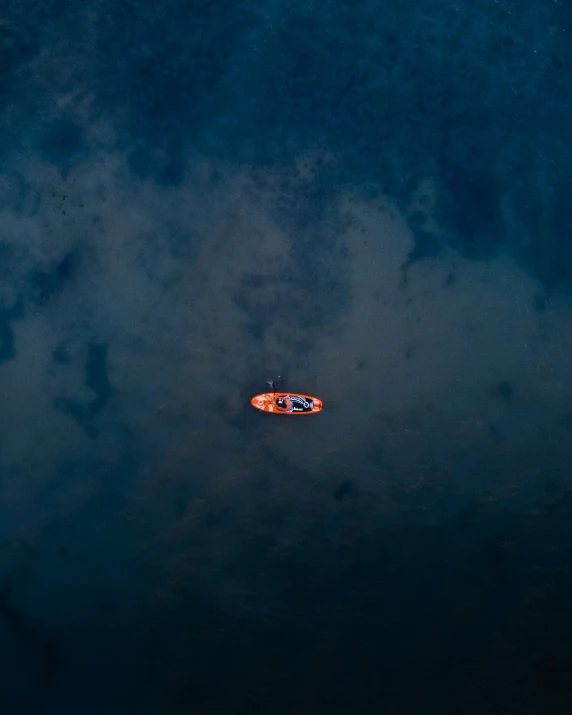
[{"left": 251, "top": 392, "right": 323, "bottom": 414}]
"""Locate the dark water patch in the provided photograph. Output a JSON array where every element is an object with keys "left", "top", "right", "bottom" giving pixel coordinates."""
[
  {"left": 0, "top": 20, "right": 38, "bottom": 93},
  {"left": 545, "top": 478, "right": 559, "bottom": 496},
  {"left": 0, "top": 577, "right": 61, "bottom": 690},
  {"left": 535, "top": 655, "right": 564, "bottom": 693},
  {"left": 372, "top": 447, "right": 385, "bottom": 466},
  {"left": 0, "top": 299, "right": 24, "bottom": 363},
  {"left": 490, "top": 381, "right": 513, "bottom": 404},
  {"left": 290, "top": 336, "right": 313, "bottom": 358},
  {"left": 52, "top": 397, "right": 99, "bottom": 438},
  {"left": 483, "top": 538, "right": 510, "bottom": 575},
  {"left": 40, "top": 118, "right": 82, "bottom": 160},
  {"left": 85, "top": 342, "right": 112, "bottom": 414},
  {"left": 527, "top": 174, "right": 572, "bottom": 289},
  {"left": 402, "top": 226, "right": 441, "bottom": 271},
  {"left": 0, "top": 577, "right": 37, "bottom": 642},
  {"left": 94, "top": 594, "right": 115, "bottom": 614},
  {"left": 30, "top": 251, "right": 79, "bottom": 307},
  {"left": 52, "top": 342, "right": 70, "bottom": 364},
  {"left": 42, "top": 638, "right": 61, "bottom": 689},
  {"left": 57, "top": 545, "right": 70, "bottom": 561},
  {"left": 453, "top": 500, "right": 481, "bottom": 531},
  {"left": 443, "top": 271, "right": 456, "bottom": 288},
  {"left": 35, "top": 459, "right": 99, "bottom": 512},
  {"left": 272, "top": 174, "right": 332, "bottom": 235},
  {"left": 439, "top": 163, "right": 503, "bottom": 259},
  {"left": 39, "top": 117, "right": 85, "bottom": 177},
  {"left": 127, "top": 137, "right": 186, "bottom": 187},
  {"left": 100, "top": 0, "right": 256, "bottom": 178},
  {"left": 0, "top": 172, "right": 41, "bottom": 215},
  {"left": 488, "top": 422, "right": 505, "bottom": 444},
  {"left": 53, "top": 341, "right": 113, "bottom": 437},
  {"left": 167, "top": 225, "right": 200, "bottom": 262},
  {"left": 42, "top": 453, "right": 139, "bottom": 539},
  {"left": 559, "top": 488, "right": 572, "bottom": 505},
  {"left": 174, "top": 493, "right": 187, "bottom": 518},
  {"left": 0, "top": 308, "right": 17, "bottom": 362},
  {"left": 533, "top": 293, "right": 549, "bottom": 312},
  {"left": 333, "top": 479, "right": 352, "bottom": 501}
]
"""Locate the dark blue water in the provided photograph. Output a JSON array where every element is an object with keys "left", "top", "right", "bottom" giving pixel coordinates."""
[{"left": 1, "top": 1, "right": 572, "bottom": 712}]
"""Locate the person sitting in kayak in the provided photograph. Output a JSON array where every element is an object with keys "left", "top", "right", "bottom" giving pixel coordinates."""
[
  {"left": 275, "top": 396, "right": 293, "bottom": 412},
  {"left": 275, "top": 395, "right": 313, "bottom": 412}
]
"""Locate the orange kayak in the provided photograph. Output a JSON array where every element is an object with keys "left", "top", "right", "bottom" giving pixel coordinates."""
[{"left": 251, "top": 392, "right": 323, "bottom": 415}]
